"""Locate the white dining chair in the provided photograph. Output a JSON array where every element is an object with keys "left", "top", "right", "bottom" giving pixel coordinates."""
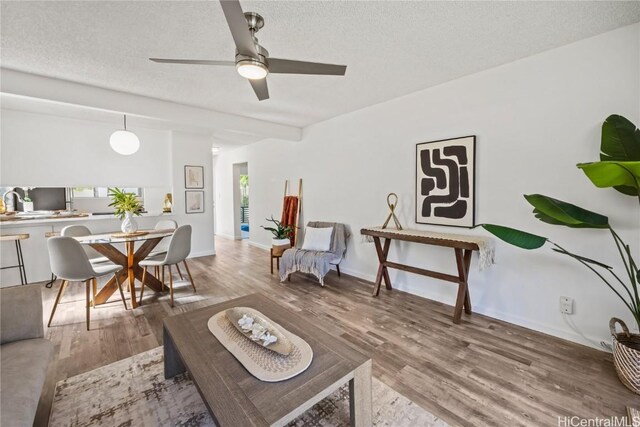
[
  {"left": 148, "top": 219, "right": 182, "bottom": 281},
  {"left": 47, "top": 236, "right": 128, "bottom": 330},
  {"left": 139, "top": 225, "right": 195, "bottom": 307},
  {"left": 60, "top": 225, "right": 109, "bottom": 264}
]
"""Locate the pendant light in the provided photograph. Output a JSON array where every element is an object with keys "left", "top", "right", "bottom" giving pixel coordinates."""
[{"left": 110, "top": 115, "right": 140, "bottom": 155}]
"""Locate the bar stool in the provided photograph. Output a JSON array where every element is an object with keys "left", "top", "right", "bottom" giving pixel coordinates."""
[
  {"left": 0, "top": 234, "right": 29, "bottom": 285},
  {"left": 44, "top": 231, "right": 59, "bottom": 288}
]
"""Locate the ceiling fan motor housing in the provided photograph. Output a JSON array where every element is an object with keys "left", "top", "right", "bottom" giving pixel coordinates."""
[{"left": 243, "top": 12, "right": 264, "bottom": 33}]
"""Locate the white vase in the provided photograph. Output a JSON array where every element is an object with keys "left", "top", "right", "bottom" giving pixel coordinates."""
[
  {"left": 121, "top": 211, "right": 138, "bottom": 233},
  {"left": 22, "top": 201, "right": 34, "bottom": 212}
]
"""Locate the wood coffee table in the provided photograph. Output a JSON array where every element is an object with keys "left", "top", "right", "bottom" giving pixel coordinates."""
[{"left": 163, "top": 293, "right": 372, "bottom": 427}]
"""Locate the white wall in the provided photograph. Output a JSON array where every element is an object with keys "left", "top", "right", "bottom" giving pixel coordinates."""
[
  {"left": 215, "top": 24, "right": 640, "bottom": 348},
  {"left": 170, "top": 131, "right": 215, "bottom": 257},
  {"left": 0, "top": 109, "right": 171, "bottom": 188}
]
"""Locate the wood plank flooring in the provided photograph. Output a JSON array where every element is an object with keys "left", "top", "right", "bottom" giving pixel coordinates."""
[{"left": 34, "top": 238, "right": 638, "bottom": 426}]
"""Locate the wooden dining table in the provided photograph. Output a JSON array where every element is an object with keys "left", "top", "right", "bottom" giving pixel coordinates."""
[{"left": 74, "top": 229, "right": 174, "bottom": 309}]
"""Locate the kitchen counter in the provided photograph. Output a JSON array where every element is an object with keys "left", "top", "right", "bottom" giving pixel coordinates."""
[
  {"left": 0, "top": 212, "right": 89, "bottom": 223},
  {"left": 0, "top": 212, "right": 173, "bottom": 227}
]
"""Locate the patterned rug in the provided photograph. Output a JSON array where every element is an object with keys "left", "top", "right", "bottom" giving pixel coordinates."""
[{"left": 50, "top": 347, "right": 447, "bottom": 427}]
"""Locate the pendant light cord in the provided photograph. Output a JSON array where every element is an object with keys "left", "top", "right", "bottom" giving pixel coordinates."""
[{"left": 124, "top": 114, "right": 127, "bottom": 131}]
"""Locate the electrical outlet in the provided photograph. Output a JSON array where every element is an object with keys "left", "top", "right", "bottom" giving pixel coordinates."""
[{"left": 559, "top": 296, "right": 574, "bottom": 314}]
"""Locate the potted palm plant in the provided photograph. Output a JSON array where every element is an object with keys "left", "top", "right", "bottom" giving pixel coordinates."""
[
  {"left": 478, "top": 115, "right": 639, "bottom": 394},
  {"left": 108, "top": 188, "right": 143, "bottom": 233}
]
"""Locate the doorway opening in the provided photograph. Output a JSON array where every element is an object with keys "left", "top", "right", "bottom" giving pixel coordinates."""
[{"left": 232, "top": 162, "right": 249, "bottom": 240}]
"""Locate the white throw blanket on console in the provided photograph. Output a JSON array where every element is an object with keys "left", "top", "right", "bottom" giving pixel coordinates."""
[{"left": 361, "top": 226, "right": 495, "bottom": 270}]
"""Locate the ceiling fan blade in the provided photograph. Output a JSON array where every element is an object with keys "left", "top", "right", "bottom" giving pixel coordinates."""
[
  {"left": 149, "top": 58, "right": 235, "bottom": 66},
  {"left": 219, "top": 0, "right": 258, "bottom": 58},
  {"left": 268, "top": 58, "right": 346, "bottom": 76},
  {"left": 249, "top": 78, "right": 269, "bottom": 101}
]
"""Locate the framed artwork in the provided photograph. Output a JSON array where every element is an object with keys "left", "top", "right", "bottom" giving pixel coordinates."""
[
  {"left": 415, "top": 135, "right": 476, "bottom": 228},
  {"left": 185, "top": 191, "right": 204, "bottom": 214},
  {"left": 184, "top": 165, "right": 204, "bottom": 189}
]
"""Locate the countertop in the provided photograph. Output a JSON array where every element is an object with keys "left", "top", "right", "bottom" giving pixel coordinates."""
[{"left": 0, "top": 212, "right": 173, "bottom": 227}]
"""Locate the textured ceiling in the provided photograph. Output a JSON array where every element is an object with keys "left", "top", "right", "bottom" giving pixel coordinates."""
[{"left": 2, "top": 1, "right": 639, "bottom": 129}]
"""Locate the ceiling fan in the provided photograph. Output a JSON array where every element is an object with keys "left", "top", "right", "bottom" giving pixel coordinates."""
[{"left": 149, "top": 0, "right": 347, "bottom": 101}]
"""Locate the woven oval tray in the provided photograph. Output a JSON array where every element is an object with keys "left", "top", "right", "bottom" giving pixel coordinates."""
[
  {"left": 225, "top": 307, "right": 293, "bottom": 356},
  {"left": 207, "top": 309, "right": 313, "bottom": 382}
]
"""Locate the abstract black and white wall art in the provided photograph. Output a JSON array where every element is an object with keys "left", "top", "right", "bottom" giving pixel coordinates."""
[{"left": 416, "top": 136, "right": 476, "bottom": 227}]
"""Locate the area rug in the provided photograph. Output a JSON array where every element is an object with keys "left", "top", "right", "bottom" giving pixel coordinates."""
[{"left": 50, "top": 347, "right": 447, "bottom": 427}]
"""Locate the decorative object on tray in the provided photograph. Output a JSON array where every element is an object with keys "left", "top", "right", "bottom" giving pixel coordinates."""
[
  {"left": 184, "top": 165, "right": 204, "bottom": 189},
  {"left": 111, "top": 230, "right": 149, "bottom": 238},
  {"left": 381, "top": 192, "right": 402, "bottom": 230},
  {"left": 416, "top": 135, "right": 476, "bottom": 228},
  {"left": 185, "top": 191, "right": 204, "bottom": 214},
  {"left": 207, "top": 307, "right": 312, "bottom": 382},
  {"left": 108, "top": 187, "right": 143, "bottom": 233},
  {"left": 162, "top": 193, "right": 173, "bottom": 213},
  {"left": 610, "top": 318, "right": 640, "bottom": 395},
  {"left": 226, "top": 307, "right": 293, "bottom": 355}
]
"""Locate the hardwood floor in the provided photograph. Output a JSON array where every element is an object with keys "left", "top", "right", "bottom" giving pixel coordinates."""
[{"left": 35, "top": 238, "right": 638, "bottom": 426}]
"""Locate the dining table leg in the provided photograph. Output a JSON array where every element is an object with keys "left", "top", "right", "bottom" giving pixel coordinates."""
[
  {"left": 90, "top": 237, "right": 165, "bottom": 307},
  {"left": 127, "top": 241, "right": 138, "bottom": 308}
]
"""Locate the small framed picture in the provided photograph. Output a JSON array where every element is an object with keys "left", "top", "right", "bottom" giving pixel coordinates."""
[
  {"left": 184, "top": 165, "right": 204, "bottom": 189},
  {"left": 185, "top": 191, "right": 204, "bottom": 214}
]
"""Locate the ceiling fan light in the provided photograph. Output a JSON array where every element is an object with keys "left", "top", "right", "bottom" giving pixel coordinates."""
[{"left": 236, "top": 60, "right": 268, "bottom": 80}]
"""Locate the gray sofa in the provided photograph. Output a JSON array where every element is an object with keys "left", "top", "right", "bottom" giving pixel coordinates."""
[{"left": 1, "top": 284, "right": 53, "bottom": 427}]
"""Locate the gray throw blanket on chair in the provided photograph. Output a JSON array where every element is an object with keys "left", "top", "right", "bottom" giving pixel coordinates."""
[{"left": 279, "top": 222, "right": 349, "bottom": 286}]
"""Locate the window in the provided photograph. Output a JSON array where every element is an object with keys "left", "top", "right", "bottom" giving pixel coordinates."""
[
  {"left": 71, "top": 187, "right": 142, "bottom": 198},
  {"left": 70, "top": 187, "right": 145, "bottom": 214}
]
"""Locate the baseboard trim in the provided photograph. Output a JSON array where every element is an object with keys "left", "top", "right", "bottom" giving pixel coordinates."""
[
  {"left": 215, "top": 233, "right": 239, "bottom": 241},
  {"left": 334, "top": 264, "right": 606, "bottom": 351},
  {"left": 189, "top": 250, "right": 216, "bottom": 258},
  {"left": 247, "top": 240, "right": 270, "bottom": 251}
]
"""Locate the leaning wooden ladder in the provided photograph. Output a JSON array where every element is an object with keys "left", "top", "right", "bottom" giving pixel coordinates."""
[
  {"left": 281, "top": 179, "right": 303, "bottom": 246},
  {"left": 270, "top": 179, "right": 303, "bottom": 274}
]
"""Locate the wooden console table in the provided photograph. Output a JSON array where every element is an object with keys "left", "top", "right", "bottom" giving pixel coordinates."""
[{"left": 360, "top": 227, "right": 494, "bottom": 324}]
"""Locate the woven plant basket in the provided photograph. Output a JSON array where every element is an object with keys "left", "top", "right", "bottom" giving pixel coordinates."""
[{"left": 610, "top": 318, "right": 640, "bottom": 395}]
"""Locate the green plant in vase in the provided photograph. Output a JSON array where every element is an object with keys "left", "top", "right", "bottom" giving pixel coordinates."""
[
  {"left": 262, "top": 216, "right": 294, "bottom": 247},
  {"left": 108, "top": 187, "right": 143, "bottom": 233}
]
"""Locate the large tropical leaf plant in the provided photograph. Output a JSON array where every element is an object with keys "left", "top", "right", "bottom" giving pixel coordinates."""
[{"left": 479, "top": 115, "right": 640, "bottom": 331}]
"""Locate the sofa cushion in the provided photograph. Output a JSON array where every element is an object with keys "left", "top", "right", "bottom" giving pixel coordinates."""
[
  {"left": 1, "top": 338, "right": 53, "bottom": 427},
  {"left": 1, "top": 284, "right": 44, "bottom": 345}
]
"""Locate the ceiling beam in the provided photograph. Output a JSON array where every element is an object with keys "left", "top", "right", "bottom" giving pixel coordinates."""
[{"left": 0, "top": 68, "right": 301, "bottom": 142}]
